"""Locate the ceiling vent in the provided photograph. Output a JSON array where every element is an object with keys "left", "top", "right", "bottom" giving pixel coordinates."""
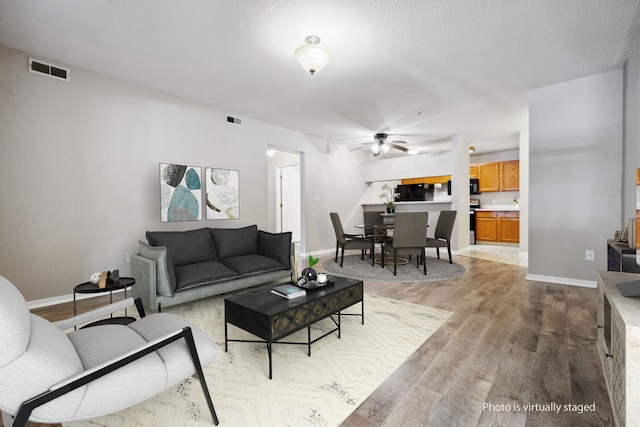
[
  {"left": 226, "top": 115, "right": 242, "bottom": 126},
  {"left": 29, "top": 58, "right": 70, "bottom": 82}
]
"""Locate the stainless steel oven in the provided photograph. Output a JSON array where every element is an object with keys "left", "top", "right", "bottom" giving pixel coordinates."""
[{"left": 470, "top": 199, "right": 480, "bottom": 244}]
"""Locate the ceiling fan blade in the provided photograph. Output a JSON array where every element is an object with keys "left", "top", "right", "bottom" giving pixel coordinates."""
[
  {"left": 389, "top": 143, "right": 409, "bottom": 152},
  {"left": 350, "top": 145, "right": 369, "bottom": 152},
  {"left": 390, "top": 140, "right": 407, "bottom": 144}
]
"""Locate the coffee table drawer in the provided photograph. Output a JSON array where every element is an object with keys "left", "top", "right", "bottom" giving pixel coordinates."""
[
  {"left": 271, "top": 306, "right": 309, "bottom": 338},
  {"left": 336, "top": 285, "right": 363, "bottom": 310},
  {"left": 309, "top": 297, "right": 342, "bottom": 322}
]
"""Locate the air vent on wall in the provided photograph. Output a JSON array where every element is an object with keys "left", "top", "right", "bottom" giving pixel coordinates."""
[
  {"left": 29, "top": 58, "right": 70, "bottom": 82},
  {"left": 226, "top": 115, "right": 242, "bottom": 126}
]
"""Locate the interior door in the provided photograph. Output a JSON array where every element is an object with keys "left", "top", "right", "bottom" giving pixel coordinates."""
[{"left": 279, "top": 164, "right": 301, "bottom": 242}]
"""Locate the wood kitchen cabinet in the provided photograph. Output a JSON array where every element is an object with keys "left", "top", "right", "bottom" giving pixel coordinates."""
[
  {"left": 475, "top": 211, "right": 498, "bottom": 241},
  {"left": 477, "top": 160, "right": 519, "bottom": 192},
  {"left": 500, "top": 160, "right": 519, "bottom": 191},
  {"left": 470, "top": 164, "right": 478, "bottom": 178},
  {"left": 401, "top": 175, "right": 451, "bottom": 185},
  {"left": 478, "top": 162, "right": 501, "bottom": 192},
  {"left": 498, "top": 211, "right": 520, "bottom": 242},
  {"left": 475, "top": 210, "right": 519, "bottom": 243}
]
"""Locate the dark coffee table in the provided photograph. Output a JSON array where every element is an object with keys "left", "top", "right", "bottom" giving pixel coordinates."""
[{"left": 224, "top": 275, "right": 364, "bottom": 379}]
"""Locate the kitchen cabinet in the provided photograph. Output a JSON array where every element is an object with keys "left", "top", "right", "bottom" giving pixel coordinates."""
[
  {"left": 470, "top": 164, "right": 478, "bottom": 178},
  {"left": 475, "top": 211, "right": 497, "bottom": 241},
  {"left": 401, "top": 175, "right": 451, "bottom": 185},
  {"left": 477, "top": 160, "right": 519, "bottom": 192},
  {"left": 475, "top": 210, "right": 519, "bottom": 243},
  {"left": 500, "top": 160, "right": 519, "bottom": 191},
  {"left": 478, "top": 162, "right": 501, "bottom": 192},
  {"left": 498, "top": 211, "right": 520, "bottom": 242}
]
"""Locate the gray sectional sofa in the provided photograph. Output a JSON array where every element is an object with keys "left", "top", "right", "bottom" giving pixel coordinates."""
[{"left": 131, "top": 225, "right": 293, "bottom": 311}]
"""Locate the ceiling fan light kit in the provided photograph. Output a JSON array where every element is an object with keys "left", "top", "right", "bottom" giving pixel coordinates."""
[{"left": 295, "top": 36, "right": 331, "bottom": 75}]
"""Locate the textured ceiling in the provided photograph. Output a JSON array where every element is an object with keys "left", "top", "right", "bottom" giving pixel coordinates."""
[{"left": 1, "top": 0, "right": 639, "bottom": 157}]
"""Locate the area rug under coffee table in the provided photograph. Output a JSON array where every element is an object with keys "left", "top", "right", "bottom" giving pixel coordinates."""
[{"left": 64, "top": 292, "right": 451, "bottom": 427}]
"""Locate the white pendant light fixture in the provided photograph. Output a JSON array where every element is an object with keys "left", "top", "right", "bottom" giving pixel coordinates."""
[{"left": 295, "top": 36, "right": 331, "bottom": 75}]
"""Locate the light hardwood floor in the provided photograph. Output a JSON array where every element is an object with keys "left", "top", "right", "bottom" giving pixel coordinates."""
[{"left": 14, "top": 254, "right": 612, "bottom": 427}]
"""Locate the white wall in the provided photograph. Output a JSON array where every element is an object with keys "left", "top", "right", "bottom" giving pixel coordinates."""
[
  {"left": 0, "top": 45, "right": 365, "bottom": 301},
  {"left": 623, "top": 39, "right": 640, "bottom": 223},
  {"left": 528, "top": 70, "right": 623, "bottom": 284}
]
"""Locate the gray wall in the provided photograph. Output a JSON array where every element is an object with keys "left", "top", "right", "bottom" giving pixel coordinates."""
[
  {"left": 0, "top": 45, "right": 365, "bottom": 301},
  {"left": 623, "top": 39, "right": 640, "bottom": 223},
  {"left": 528, "top": 70, "right": 623, "bottom": 284}
]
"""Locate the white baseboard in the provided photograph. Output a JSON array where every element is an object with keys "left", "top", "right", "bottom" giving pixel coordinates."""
[{"left": 525, "top": 273, "right": 597, "bottom": 288}]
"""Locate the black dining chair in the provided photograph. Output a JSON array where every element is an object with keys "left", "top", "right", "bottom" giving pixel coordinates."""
[
  {"left": 425, "top": 210, "right": 457, "bottom": 263},
  {"left": 330, "top": 212, "right": 375, "bottom": 267},
  {"left": 381, "top": 212, "right": 429, "bottom": 275}
]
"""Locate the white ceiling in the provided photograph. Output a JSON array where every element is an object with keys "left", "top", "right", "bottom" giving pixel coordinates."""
[{"left": 1, "top": 0, "right": 639, "bottom": 158}]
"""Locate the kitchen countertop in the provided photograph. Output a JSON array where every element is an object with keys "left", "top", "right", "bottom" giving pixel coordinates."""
[{"left": 475, "top": 204, "right": 520, "bottom": 212}]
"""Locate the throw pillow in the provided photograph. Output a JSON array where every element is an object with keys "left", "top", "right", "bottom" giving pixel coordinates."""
[
  {"left": 146, "top": 228, "right": 216, "bottom": 266},
  {"left": 138, "top": 241, "right": 174, "bottom": 296},
  {"left": 210, "top": 225, "right": 258, "bottom": 260},
  {"left": 257, "top": 230, "right": 292, "bottom": 269}
]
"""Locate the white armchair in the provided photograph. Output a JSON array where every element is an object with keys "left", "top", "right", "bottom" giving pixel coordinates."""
[{"left": 0, "top": 275, "right": 219, "bottom": 426}]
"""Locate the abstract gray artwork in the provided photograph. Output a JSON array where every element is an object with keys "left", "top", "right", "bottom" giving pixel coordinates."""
[{"left": 206, "top": 168, "right": 239, "bottom": 219}]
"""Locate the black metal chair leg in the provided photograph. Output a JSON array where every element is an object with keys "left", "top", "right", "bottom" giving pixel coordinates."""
[
  {"left": 447, "top": 243, "right": 452, "bottom": 263},
  {"left": 184, "top": 328, "right": 220, "bottom": 425},
  {"left": 393, "top": 249, "right": 397, "bottom": 276},
  {"left": 340, "top": 248, "right": 345, "bottom": 267},
  {"left": 436, "top": 247, "right": 440, "bottom": 259},
  {"left": 422, "top": 249, "right": 427, "bottom": 275},
  {"left": 335, "top": 243, "right": 339, "bottom": 262}
]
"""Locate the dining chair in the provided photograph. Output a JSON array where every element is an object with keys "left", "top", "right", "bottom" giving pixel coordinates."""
[
  {"left": 381, "top": 212, "right": 429, "bottom": 275},
  {"left": 425, "top": 210, "right": 457, "bottom": 263},
  {"left": 330, "top": 212, "right": 375, "bottom": 267}
]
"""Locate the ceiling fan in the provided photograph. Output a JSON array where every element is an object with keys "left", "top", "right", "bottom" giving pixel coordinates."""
[{"left": 360, "top": 133, "right": 410, "bottom": 156}]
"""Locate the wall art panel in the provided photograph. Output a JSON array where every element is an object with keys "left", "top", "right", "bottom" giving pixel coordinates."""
[
  {"left": 160, "top": 163, "right": 202, "bottom": 222},
  {"left": 206, "top": 168, "right": 240, "bottom": 219}
]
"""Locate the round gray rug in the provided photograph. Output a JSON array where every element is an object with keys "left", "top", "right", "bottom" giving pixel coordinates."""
[{"left": 322, "top": 254, "right": 465, "bottom": 283}]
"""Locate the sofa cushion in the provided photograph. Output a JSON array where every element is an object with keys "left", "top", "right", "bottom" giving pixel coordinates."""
[
  {"left": 138, "top": 241, "right": 174, "bottom": 296},
  {"left": 146, "top": 228, "right": 216, "bottom": 267},
  {"left": 173, "top": 261, "right": 240, "bottom": 291},
  {"left": 220, "top": 254, "right": 287, "bottom": 277},
  {"left": 258, "top": 230, "right": 292, "bottom": 269},
  {"left": 210, "top": 225, "right": 258, "bottom": 260}
]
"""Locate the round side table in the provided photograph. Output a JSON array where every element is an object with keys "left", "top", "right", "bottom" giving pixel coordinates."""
[{"left": 73, "top": 277, "right": 136, "bottom": 328}]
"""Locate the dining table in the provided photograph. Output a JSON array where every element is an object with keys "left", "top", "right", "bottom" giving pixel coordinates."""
[{"left": 354, "top": 224, "right": 409, "bottom": 266}]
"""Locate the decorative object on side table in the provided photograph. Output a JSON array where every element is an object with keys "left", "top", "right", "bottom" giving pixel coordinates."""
[{"left": 380, "top": 183, "right": 400, "bottom": 214}]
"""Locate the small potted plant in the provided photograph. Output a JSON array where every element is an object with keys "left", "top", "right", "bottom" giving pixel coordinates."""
[{"left": 380, "top": 184, "right": 400, "bottom": 214}]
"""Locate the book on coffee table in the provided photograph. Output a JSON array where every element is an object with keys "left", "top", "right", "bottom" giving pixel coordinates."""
[{"left": 271, "top": 283, "right": 306, "bottom": 299}]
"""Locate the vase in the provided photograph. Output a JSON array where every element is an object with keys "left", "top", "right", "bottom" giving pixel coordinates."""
[
  {"left": 301, "top": 267, "right": 317, "bottom": 282},
  {"left": 385, "top": 206, "right": 395, "bottom": 214}
]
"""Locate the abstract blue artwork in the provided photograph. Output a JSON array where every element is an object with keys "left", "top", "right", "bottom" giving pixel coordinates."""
[{"left": 160, "top": 163, "right": 202, "bottom": 222}]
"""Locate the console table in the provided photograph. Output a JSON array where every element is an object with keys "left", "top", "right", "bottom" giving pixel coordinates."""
[{"left": 597, "top": 271, "right": 640, "bottom": 426}]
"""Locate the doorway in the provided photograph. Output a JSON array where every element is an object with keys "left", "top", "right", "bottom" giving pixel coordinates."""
[{"left": 268, "top": 148, "right": 301, "bottom": 243}]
